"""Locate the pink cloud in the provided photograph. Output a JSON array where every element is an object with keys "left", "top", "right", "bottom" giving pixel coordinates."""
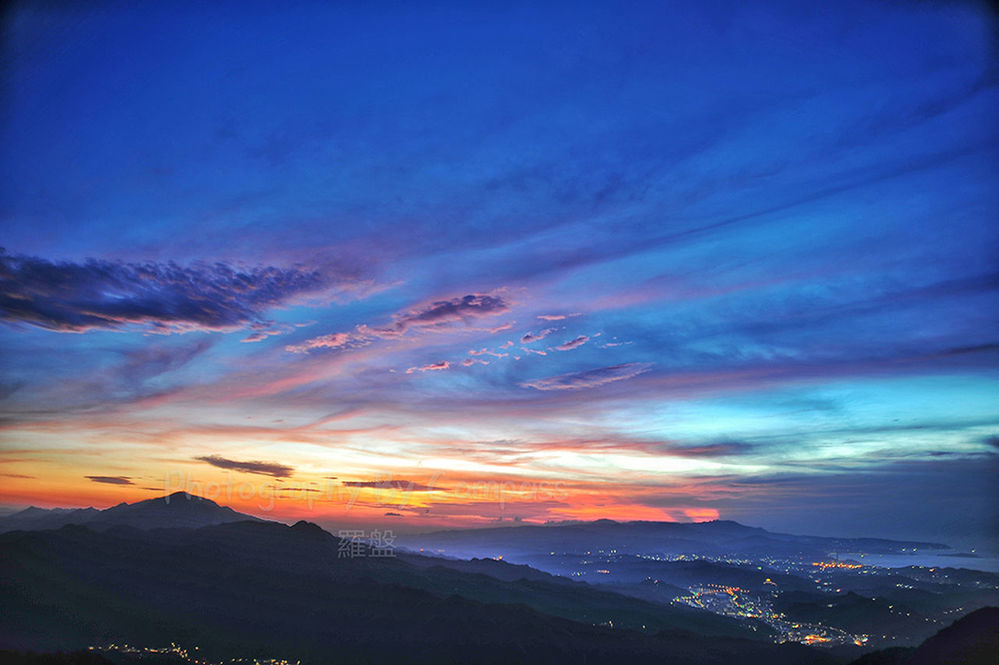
[
  {"left": 285, "top": 331, "right": 358, "bottom": 353},
  {"left": 555, "top": 335, "right": 589, "bottom": 351},
  {"left": 521, "top": 327, "right": 557, "bottom": 343},
  {"left": 288, "top": 292, "right": 511, "bottom": 354},
  {"left": 536, "top": 313, "right": 580, "bottom": 321},
  {"left": 469, "top": 347, "right": 508, "bottom": 358},
  {"left": 406, "top": 361, "right": 451, "bottom": 374}
]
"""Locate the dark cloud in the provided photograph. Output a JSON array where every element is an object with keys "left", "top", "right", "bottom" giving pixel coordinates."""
[
  {"left": 384, "top": 511, "right": 403, "bottom": 517},
  {"left": 195, "top": 454, "right": 294, "bottom": 478},
  {"left": 398, "top": 294, "right": 509, "bottom": 328},
  {"left": 667, "top": 441, "right": 755, "bottom": 457},
  {"left": 521, "top": 327, "right": 557, "bottom": 343},
  {"left": 522, "top": 363, "right": 653, "bottom": 391},
  {"left": 289, "top": 293, "right": 510, "bottom": 353},
  {"left": 555, "top": 335, "right": 589, "bottom": 351},
  {"left": 985, "top": 435, "right": 999, "bottom": 450},
  {"left": 86, "top": 475, "right": 134, "bottom": 485},
  {"left": 0, "top": 250, "right": 334, "bottom": 333},
  {"left": 343, "top": 480, "right": 446, "bottom": 492}
]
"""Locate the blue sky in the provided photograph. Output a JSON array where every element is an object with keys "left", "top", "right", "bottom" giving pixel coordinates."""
[{"left": 1, "top": 0, "right": 997, "bottom": 546}]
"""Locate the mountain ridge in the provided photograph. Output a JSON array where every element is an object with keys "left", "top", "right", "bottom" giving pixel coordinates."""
[
  {"left": 400, "top": 518, "right": 950, "bottom": 560},
  {"left": 0, "top": 492, "right": 267, "bottom": 533}
]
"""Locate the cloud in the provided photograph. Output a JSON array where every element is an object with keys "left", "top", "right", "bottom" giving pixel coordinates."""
[
  {"left": 555, "top": 335, "right": 589, "bottom": 351},
  {"left": 468, "top": 347, "right": 508, "bottom": 358},
  {"left": 395, "top": 293, "right": 509, "bottom": 328},
  {"left": 537, "top": 313, "right": 580, "bottom": 321},
  {"left": 521, "top": 327, "right": 556, "bottom": 343},
  {"left": 241, "top": 323, "right": 296, "bottom": 343},
  {"left": 343, "top": 480, "right": 446, "bottom": 491},
  {"left": 522, "top": 362, "right": 653, "bottom": 391},
  {"left": 86, "top": 475, "right": 134, "bottom": 485},
  {"left": 290, "top": 293, "right": 510, "bottom": 353},
  {"left": 667, "top": 441, "right": 755, "bottom": 457},
  {"left": 285, "top": 332, "right": 363, "bottom": 353},
  {"left": 0, "top": 250, "right": 338, "bottom": 334},
  {"left": 406, "top": 360, "right": 451, "bottom": 374},
  {"left": 195, "top": 454, "right": 294, "bottom": 478}
]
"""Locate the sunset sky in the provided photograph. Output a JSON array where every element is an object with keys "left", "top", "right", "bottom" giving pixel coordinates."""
[{"left": 1, "top": 1, "right": 997, "bottom": 546}]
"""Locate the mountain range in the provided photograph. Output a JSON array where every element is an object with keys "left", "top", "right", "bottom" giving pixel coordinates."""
[
  {"left": 1, "top": 510, "right": 831, "bottom": 665},
  {"left": 397, "top": 518, "right": 949, "bottom": 561},
  {"left": 1, "top": 494, "right": 995, "bottom": 664},
  {"left": 0, "top": 492, "right": 262, "bottom": 532}
]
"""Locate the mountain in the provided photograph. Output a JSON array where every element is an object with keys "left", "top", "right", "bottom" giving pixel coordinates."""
[
  {"left": 0, "top": 493, "right": 265, "bottom": 533},
  {"left": 0, "top": 516, "right": 835, "bottom": 665},
  {"left": 398, "top": 519, "right": 949, "bottom": 561},
  {"left": 849, "top": 607, "right": 999, "bottom": 665}
]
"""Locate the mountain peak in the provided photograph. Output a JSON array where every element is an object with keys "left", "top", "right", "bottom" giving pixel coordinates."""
[
  {"left": 164, "top": 491, "right": 208, "bottom": 502},
  {"left": 291, "top": 520, "right": 327, "bottom": 535},
  {"left": 0, "top": 492, "right": 264, "bottom": 533}
]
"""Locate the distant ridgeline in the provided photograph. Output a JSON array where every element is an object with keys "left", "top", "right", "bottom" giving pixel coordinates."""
[{"left": 1, "top": 495, "right": 996, "bottom": 665}]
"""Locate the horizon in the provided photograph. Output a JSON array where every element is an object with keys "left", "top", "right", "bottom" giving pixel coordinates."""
[
  {"left": 0, "top": 490, "right": 979, "bottom": 551},
  {"left": 2, "top": 1, "right": 998, "bottom": 553}
]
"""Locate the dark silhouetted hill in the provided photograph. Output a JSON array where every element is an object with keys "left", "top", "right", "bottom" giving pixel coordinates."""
[
  {"left": 0, "top": 518, "right": 835, "bottom": 665},
  {"left": 0, "top": 493, "right": 264, "bottom": 533},
  {"left": 850, "top": 607, "right": 999, "bottom": 665}
]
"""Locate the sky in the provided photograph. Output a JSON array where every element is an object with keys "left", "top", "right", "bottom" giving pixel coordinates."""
[{"left": 1, "top": 1, "right": 997, "bottom": 548}]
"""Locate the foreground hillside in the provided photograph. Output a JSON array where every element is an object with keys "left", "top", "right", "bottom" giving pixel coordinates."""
[
  {"left": 0, "top": 518, "right": 833, "bottom": 665},
  {"left": 849, "top": 606, "right": 999, "bottom": 664}
]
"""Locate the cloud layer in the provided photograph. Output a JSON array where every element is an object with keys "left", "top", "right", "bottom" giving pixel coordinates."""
[{"left": 0, "top": 251, "right": 333, "bottom": 334}]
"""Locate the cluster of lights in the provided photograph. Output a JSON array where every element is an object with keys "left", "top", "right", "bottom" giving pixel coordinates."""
[{"left": 811, "top": 561, "right": 863, "bottom": 570}]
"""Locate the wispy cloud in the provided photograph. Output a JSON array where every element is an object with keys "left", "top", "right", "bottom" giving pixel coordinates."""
[
  {"left": 522, "top": 363, "right": 653, "bottom": 391},
  {"left": 289, "top": 293, "right": 510, "bottom": 353},
  {"left": 537, "top": 313, "right": 580, "bottom": 321},
  {"left": 195, "top": 454, "right": 294, "bottom": 478},
  {"left": 285, "top": 331, "right": 364, "bottom": 353},
  {"left": 521, "top": 327, "right": 556, "bottom": 343},
  {"left": 666, "top": 441, "right": 756, "bottom": 457},
  {"left": 0, "top": 251, "right": 340, "bottom": 334},
  {"left": 343, "top": 479, "right": 446, "bottom": 492},
  {"left": 406, "top": 360, "right": 451, "bottom": 374},
  {"left": 468, "top": 347, "right": 508, "bottom": 358},
  {"left": 555, "top": 335, "right": 589, "bottom": 351},
  {"left": 85, "top": 475, "right": 134, "bottom": 485}
]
